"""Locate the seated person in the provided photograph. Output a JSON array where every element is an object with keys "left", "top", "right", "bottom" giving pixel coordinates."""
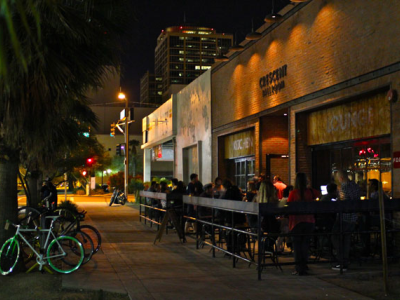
[
  {"left": 320, "top": 183, "right": 338, "bottom": 202},
  {"left": 316, "top": 183, "right": 337, "bottom": 232}
]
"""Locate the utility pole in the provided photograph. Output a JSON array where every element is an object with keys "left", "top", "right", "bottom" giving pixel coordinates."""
[
  {"left": 124, "top": 96, "right": 129, "bottom": 199},
  {"left": 118, "top": 91, "right": 130, "bottom": 199}
]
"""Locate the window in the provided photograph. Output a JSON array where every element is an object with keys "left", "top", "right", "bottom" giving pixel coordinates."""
[
  {"left": 234, "top": 157, "right": 255, "bottom": 192},
  {"left": 201, "top": 37, "right": 216, "bottom": 42},
  {"left": 312, "top": 137, "right": 392, "bottom": 198}
]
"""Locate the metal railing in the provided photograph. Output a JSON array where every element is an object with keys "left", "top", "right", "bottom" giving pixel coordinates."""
[
  {"left": 183, "top": 196, "right": 400, "bottom": 280},
  {"left": 139, "top": 191, "right": 183, "bottom": 234},
  {"left": 139, "top": 190, "right": 400, "bottom": 281}
]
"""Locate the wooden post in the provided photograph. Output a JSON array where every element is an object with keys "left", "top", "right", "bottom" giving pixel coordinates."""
[{"left": 378, "top": 182, "right": 388, "bottom": 295}]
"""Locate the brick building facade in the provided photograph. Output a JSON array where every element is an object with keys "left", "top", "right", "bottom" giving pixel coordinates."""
[{"left": 211, "top": 0, "right": 400, "bottom": 201}]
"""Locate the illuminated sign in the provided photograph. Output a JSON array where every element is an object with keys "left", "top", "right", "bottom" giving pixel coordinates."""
[
  {"left": 225, "top": 130, "right": 255, "bottom": 159},
  {"left": 307, "top": 92, "right": 390, "bottom": 145},
  {"left": 259, "top": 64, "right": 287, "bottom": 97}
]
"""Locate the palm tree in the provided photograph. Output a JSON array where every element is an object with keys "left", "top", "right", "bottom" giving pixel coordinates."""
[{"left": 0, "top": 0, "right": 130, "bottom": 244}]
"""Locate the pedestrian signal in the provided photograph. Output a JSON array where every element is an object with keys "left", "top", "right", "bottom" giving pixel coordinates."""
[{"left": 116, "top": 144, "right": 121, "bottom": 156}]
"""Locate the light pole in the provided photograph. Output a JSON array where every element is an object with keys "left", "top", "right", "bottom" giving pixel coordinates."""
[{"left": 118, "top": 91, "right": 129, "bottom": 199}]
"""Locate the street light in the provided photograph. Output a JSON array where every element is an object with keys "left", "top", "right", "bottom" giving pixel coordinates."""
[{"left": 118, "top": 90, "right": 129, "bottom": 199}]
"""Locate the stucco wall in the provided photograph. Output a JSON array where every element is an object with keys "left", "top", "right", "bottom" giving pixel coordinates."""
[{"left": 175, "top": 70, "right": 212, "bottom": 184}]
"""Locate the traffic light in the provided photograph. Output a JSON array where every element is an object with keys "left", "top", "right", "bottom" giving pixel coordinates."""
[
  {"left": 86, "top": 157, "right": 94, "bottom": 166},
  {"left": 110, "top": 123, "right": 116, "bottom": 137},
  {"left": 116, "top": 144, "right": 121, "bottom": 156},
  {"left": 82, "top": 170, "right": 87, "bottom": 176}
]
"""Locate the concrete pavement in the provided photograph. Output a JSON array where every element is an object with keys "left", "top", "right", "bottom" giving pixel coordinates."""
[{"left": 62, "top": 201, "right": 373, "bottom": 300}]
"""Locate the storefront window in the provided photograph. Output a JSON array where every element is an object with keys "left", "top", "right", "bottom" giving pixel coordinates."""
[
  {"left": 234, "top": 157, "right": 255, "bottom": 192},
  {"left": 313, "top": 137, "right": 391, "bottom": 198}
]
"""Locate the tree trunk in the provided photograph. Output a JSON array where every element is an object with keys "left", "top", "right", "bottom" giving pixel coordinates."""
[
  {"left": 68, "top": 173, "right": 75, "bottom": 191},
  {"left": 0, "top": 156, "right": 19, "bottom": 245},
  {"left": 27, "top": 171, "right": 41, "bottom": 208}
]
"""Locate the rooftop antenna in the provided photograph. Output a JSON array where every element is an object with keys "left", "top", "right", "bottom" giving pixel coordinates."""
[{"left": 183, "top": 12, "right": 186, "bottom": 24}]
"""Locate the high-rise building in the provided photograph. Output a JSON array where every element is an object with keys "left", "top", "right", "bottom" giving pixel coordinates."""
[
  {"left": 152, "top": 25, "right": 232, "bottom": 102},
  {"left": 140, "top": 71, "right": 163, "bottom": 105}
]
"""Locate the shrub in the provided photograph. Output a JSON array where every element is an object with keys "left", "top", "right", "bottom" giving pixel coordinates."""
[
  {"left": 76, "top": 189, "right": 85, "bottom": 195},
  {"left": 91, "top": 188, "right": 105, "bottom": 195},
  {"left": 108, "top": 171, "right": 133, "bottom": 191},
  {"left": 57, "top": 200, "right": 80, "bottom": 215}
]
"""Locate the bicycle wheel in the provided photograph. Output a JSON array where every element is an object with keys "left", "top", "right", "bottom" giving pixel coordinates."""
[
  {"left": 80, "top": 225, "right": 102, "bottom": 254},
  {"left": 0, "top": 238, "right": 20, "bottom": 275},
  {"left": 70, "top": 231, "right": 94, "bottom": 265},
  {"left": 47, "top": 236, "right": 83, "bottom": 274},
  {"left": 109, "top": 194, "right": 116, "bottom": 206},
  {"left": 52, "top": 209, "right": 77, "bottom": 236}
]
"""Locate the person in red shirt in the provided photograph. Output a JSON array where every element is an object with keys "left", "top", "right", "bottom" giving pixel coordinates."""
[
  {"left": 288, "top": 173, "right": 320, "bottom": 275},
  {"left": 273, "top": 175, "right": 287, "bottom": 200}
]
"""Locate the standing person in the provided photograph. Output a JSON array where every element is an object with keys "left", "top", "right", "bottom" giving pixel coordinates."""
[
  {"left": 213, "top": 177, "right": 224, "bottom": 199},
  {"left": 40, "top": 179, "right": 58, "bottom": 211},
  {"left": 171, "top": 178, "right": 179, "bottom": 191},
  {"left": 258, "top": 180, "right": 280, "bottom": 240},
  {"left": 288, "top": 173, "right": 320, "bottom": 276},
  {"left": 221, "top": 179, "right": 246, "bottom": 225},
  {"left": 273, "top": 175, "right": 287, "bottom": 200},
  {"left": 169, "top": 181, "right": 186, "bottom": 216},
  {"left": 244, "top": 181, "right": 257, "bottom": 202},
  {"left": 258, "top": 180, "right": 278, "bottom": 204},
  {"left": 187, "top": 173, "right": 199, "bottom": 196},
  {"left": 256, "top": 174, "right": 265, "bottom": 190},
  {"left": 246, "top": 181, "right": 259, "bottom": 230},
  {"left": 331, "top": 170, "right": 361, "bottom": 271},
  {"left": 160, "top": 181, "right": 170, "bottom": 194},
  {"left": 185, "top": 173, "right": 201, "bottom": 233}
]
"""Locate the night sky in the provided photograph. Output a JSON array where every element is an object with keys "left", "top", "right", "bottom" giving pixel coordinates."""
[{"left": 120, "top": 0, "right": 291, "bottom": 102}]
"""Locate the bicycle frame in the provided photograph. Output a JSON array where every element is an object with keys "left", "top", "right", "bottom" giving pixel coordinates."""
[{"left": 12, "top": 217, "right": 68, "bottom": 271}]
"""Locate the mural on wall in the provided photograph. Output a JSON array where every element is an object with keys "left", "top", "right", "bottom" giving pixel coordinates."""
[
  {"left": 176, "top": 70, "right": 212, "bottom": 183},
  {"left": 142, "top": 98, "right": 174, "bottom": 145}
]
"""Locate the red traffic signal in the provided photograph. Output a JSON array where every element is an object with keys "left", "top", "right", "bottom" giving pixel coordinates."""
[
  {"left": 86, "top": 158, "right": 95, "bottom": 166},
  {"left": 82, "top": 170, "right": 87, "bottom": 176}
]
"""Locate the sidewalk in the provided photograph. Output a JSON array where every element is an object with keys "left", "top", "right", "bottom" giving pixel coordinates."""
[{"left": 62, "top": 202, "right": 374, "bottom": 300}]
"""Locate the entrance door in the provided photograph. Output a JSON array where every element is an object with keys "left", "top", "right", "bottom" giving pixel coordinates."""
[
  {"left": 266, "top": 154, "right": 289, "bottom": 184},
  {"left": 183, "top": 145, "right": 198, "bottom": 184}
]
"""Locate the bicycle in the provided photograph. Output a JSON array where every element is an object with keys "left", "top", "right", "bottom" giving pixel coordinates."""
[
  {"left": 0, "top": 216, "right": 84, "bottom": 275},
  {"left": 17, "top": 206, "right": 100, "bottom": 261},
  {"left": 53, "top": 209, "right": 102, "bottom": 255}
]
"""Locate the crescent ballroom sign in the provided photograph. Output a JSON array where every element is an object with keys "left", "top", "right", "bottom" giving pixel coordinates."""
[{"left": 259, "top": 64, "right": 287, "bottom": 97}]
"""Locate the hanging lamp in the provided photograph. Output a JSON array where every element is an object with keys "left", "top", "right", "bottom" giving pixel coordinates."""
[
  {"left": 230, "top": 33, "right": 244, "bottom": 52},
  {"left": 265, "top": 0, "right": 283, "bottom": 23},
  {"left": 245, "top": 19, "right": 262, "bottom": 41},
  {"left": 214, "top": 48, "right": 229, "bottom": 62}
]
